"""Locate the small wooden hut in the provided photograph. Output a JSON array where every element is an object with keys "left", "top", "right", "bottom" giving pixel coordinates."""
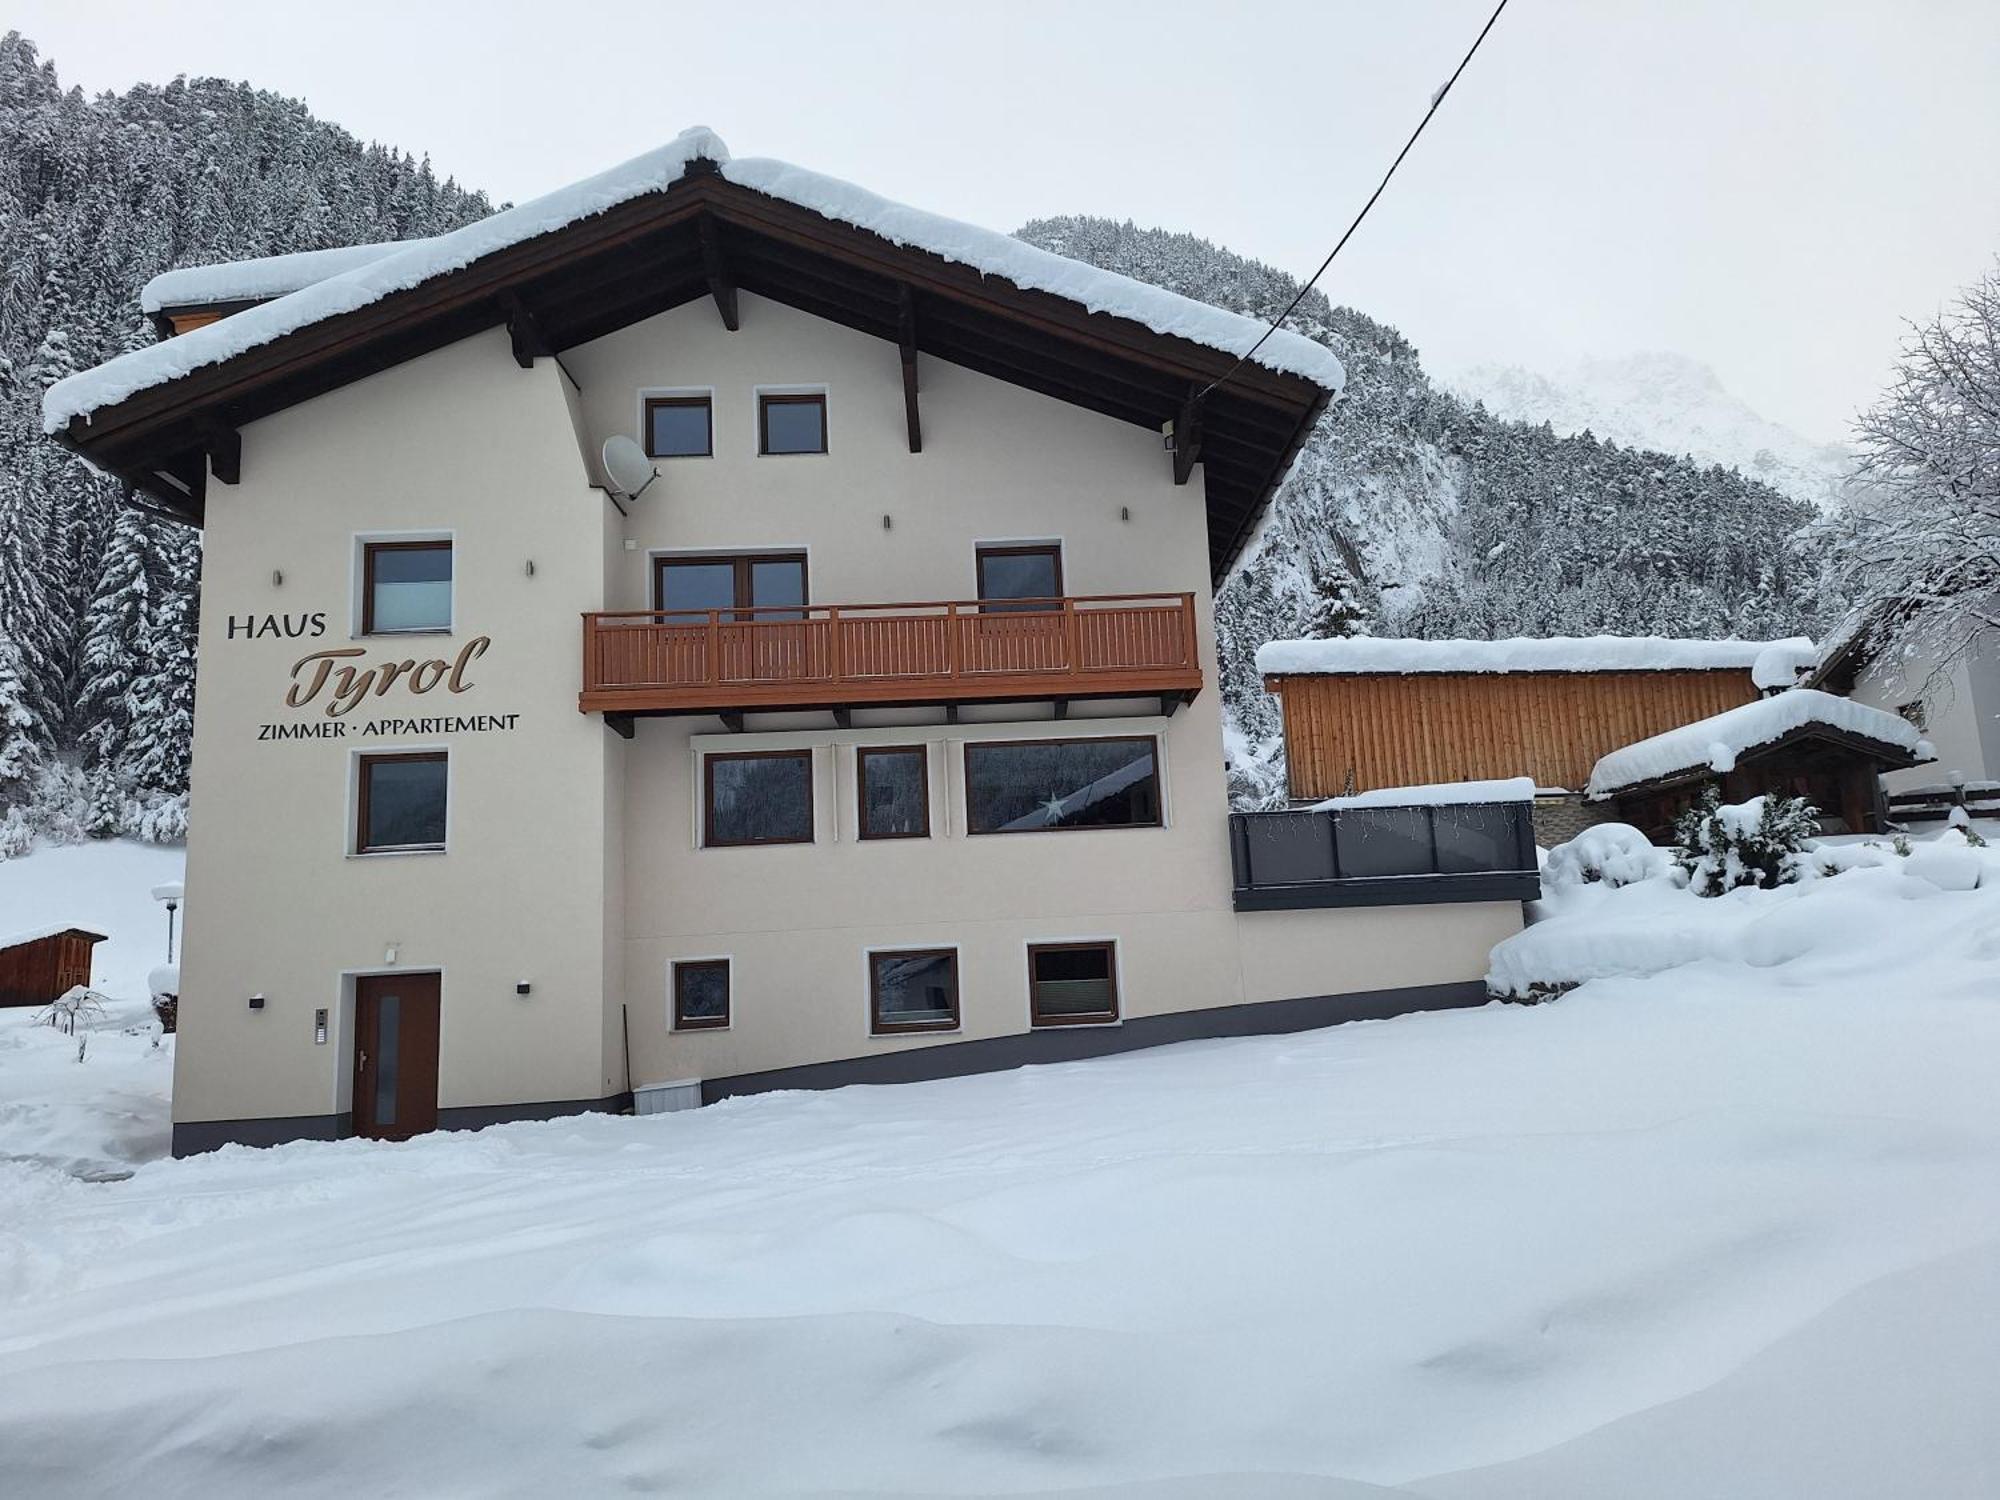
[{"left": 0, "top": 926, "right": 107, "bottom": 1007}]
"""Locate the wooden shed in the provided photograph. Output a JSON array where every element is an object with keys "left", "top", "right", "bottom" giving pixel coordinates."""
[
  {"left": 0, "top": 926, "right": 107, "bottom": 1007},
  {"left": 1256, "top": 635, "right": 1814, "bottom": 801}
]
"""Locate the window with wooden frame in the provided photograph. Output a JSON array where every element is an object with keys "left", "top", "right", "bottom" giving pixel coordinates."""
[
  {"left": 703, "top": 749, "right": 815, "bottom": 847},
  {"left": 356, "top": 751, "right": 448, "bottom": 854},
  {"left": 643, "top": 394, "right": 713, "bottom": 458},
  {"left": 672, "top": 958, "right": 731, "bottom": 1030},
  {"left": 869, "top": 948, "right": 959, "bottom": 1034},
  {"left": 963, "top": 736, "right": 1162, "bottom": 835},
  {"left": 758, "top": 391, "right": 827, "bottom": 455},
  {"left": 975, "top": 543, "right": 1064, "bottom": 613},
  {"left": 1028, "top": 942, "right": 1119, "bottom": 1027},
  {"left": 856, "top": 745, "right": 930, "bottom": 840},
  {"left": 655, "top": 552, "right": 808, "bottom": 622},
  {"left": 362, "top": 539, "right": 452, "bottom": 635}
]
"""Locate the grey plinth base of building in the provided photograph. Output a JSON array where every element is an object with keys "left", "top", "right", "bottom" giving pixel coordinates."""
[{"left": 170, "top": 978, "right": 1492, "bottom": 1155}]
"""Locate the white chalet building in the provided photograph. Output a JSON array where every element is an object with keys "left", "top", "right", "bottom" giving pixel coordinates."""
[{"left": 47, "top": 129, "right": 1531, "bottom": 1155}]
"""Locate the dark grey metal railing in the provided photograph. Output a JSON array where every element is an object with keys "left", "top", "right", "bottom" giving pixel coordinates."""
[{"left": 1228, "top": 799, "right": 1541, "bottom": 911}]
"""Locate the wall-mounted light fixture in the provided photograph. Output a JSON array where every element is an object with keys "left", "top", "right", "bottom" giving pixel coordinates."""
[
  {"left": 524, "top": 560, "right": 536, "bottom": 577},
  {"left": 383, "top": 943, "right": 399, "bottom": 966},
  {"left": 272, "top": 569, "right": 284, "bottom": 587},
  {"left": 882, "top": 514, "right": 893, "bottom": 530},
  {"left": 1120, "top": 506, "right": 1131, "bottom": 522},
  {"left": 248, "top": 993, "right": 266, "bottom": 1011},
  {"left": 515, "top": 981, "right": 532, "bottom": 997}
]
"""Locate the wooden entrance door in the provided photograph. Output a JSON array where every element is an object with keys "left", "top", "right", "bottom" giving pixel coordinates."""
[{"left": 353, "top": 972, "right": 441, "bottom": 1141}]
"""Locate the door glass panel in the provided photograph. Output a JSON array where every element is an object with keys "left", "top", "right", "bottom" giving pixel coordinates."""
[
  {"left": 977, "top": 548, "right": 1061, "bottom": 613},
  {"left": 749, "top": 559, "right": 806, "bottom": 621},
  {"left": 658, "top": 561, "right": 737, "bottom": 621},
  {"left": 374, "top": 993, "right": 400, "bottom": 1126}
]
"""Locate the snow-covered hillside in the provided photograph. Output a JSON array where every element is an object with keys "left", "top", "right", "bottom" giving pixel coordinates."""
[
  {"left": 2, "top": 836, "right": 1997, "bottom": 1496},
  {"left": 1450, "top": 353, "right": 1853, "bottom": 510}
]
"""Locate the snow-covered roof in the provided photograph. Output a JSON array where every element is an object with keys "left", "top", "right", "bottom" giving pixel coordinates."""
[
  {"left": 0, "top": 923, "right": 108, "bottom": 950},
  {"left": 1309, "top": 776, "right": 1535, "bottom": 811},
  {"left": 1256, "top": 634, "right": 1816, "bottom": 678},
  {"left": 142, "top": 240, "right": 428, "bottom": 313},
  {"left": 49, "top": 126, "right": 1345, "bottom": 434},
  {"left": 1585, "top": 689, "right": 1932, "bottom": 798}
]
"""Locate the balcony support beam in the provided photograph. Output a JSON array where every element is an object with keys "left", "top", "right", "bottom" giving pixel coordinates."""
[{"left": 604, "top": 712, "right": 635, "bottom": 740}]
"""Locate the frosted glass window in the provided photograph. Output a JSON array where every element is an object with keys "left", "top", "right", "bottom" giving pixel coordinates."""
[{"left": 364, "top": 541, "right": 452, "bottom": 633}]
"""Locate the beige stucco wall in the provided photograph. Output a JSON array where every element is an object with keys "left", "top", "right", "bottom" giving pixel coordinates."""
[
  {"left": 1851, "top": 635, "right": 2000, "bottom": 792},
  {"left": 174, "top": 293, "right": 1519, "bottom": 1130},
  {"left": 175, "top": 329, "right": 621, "bottom": 1127}
]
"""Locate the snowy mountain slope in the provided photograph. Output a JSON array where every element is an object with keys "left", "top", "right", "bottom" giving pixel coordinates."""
[{"left": 1450, "top": 353, "right": 1853, "bottom": 510}]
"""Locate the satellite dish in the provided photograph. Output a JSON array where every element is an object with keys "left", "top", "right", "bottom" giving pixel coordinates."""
[{"left": 601, "top": 434, "right": 660, "bottom": 501}]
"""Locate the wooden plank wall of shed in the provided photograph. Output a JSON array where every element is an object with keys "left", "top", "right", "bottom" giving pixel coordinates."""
[{"left": 1272, "top": 669, "right": 1761, "bottom": 799}]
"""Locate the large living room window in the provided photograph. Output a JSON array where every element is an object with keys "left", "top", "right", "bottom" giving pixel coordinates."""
[
  {"left": 362, "top": 539, "right": 452, "bottom": 635},
  {"left": 656, "top": 553, "right": 807, "bottom": 622},
  {"left": 963, "top": 736, "right": 1162, "bottom": 834},
  {"left": 704, "top": 749, "right": 814, "bottom": 847},
  {"left": 1028, "top": 942, "right": 1119, "bottom": 1026},
  {"left": 869, "top": 948, "right": 959, "bottom": 1034},
  {"left": 356, "top": 751, "right": 448, "bottom": 854}
]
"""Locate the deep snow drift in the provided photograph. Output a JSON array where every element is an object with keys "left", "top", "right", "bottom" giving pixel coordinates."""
[{"left": 1, "top": 836, "right": 1997, "bottom": 1496}]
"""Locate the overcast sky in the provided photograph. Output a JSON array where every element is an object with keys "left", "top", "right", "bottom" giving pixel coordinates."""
[{"left": 16, "top": 1, "right": 2000, "bottom": 442}]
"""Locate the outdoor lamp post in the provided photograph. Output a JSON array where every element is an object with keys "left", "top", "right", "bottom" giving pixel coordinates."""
[{"left": 151, "top": 881, "right": 183, "bottom": 963}]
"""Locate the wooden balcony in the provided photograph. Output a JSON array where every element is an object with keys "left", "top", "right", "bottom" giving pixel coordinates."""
[{"left": 580, "top": 593, "right": 1203, "bottom": 727}]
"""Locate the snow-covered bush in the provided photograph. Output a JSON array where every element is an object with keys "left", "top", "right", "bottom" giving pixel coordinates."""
[
  {"left": 1673, "top": 791, "right": 1819, "bottom": 897},
  {"left": 1544, "top": 823, "right": 1672, "bottom": 890}
]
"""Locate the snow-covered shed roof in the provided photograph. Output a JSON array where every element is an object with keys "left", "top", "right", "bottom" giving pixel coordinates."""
[
  {"left": 50, "top": 128, "right": 1342, "bottom": 578},
  {"left": 1256, "top": 634, "right": 1817, "bottom": 679},
  {"left": 0, "top": 923, "right": 108, "bottom": 951},
  {"left": 1585, "top": 689, "right": 1932, "bottom": 799}
]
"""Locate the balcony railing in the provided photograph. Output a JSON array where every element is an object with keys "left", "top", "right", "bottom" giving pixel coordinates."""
[
  {"left": 1229, "top": 799, "right": 1541, "bottom": 911},
  {"left": 580, "top": 593, "right": 1203, "bottom": 718}
]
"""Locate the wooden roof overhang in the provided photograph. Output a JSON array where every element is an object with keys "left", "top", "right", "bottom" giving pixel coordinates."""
[
  {"left": 1592, "top": 723, "right": 1929, "bottom": 803},
  {"left": 56, "top": 165, "right": 1333, "bottom": 581}
]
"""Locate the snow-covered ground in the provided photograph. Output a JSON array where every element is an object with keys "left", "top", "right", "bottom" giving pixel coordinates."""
[
  {"left": 1, "top": 836, "right": 1997, "bottom": 1496},
  {"left": 0, "top": 841, "right": 184, "bottom": 1179}
]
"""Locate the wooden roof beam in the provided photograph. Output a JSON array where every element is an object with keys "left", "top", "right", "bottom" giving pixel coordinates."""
[
  {"left": 699, "top": 216, "right": 739, "bottom": 331},
  {"left": 201, "top": 423, "right": 241, "bottom": 485},
  {"left": 501, "top": 293, "right": 549, "bottom": 369},
  {"left": 898, "top": 285, "right": 921, "bottom": 454},
  {"left": 1172, "top": 389, "right": 1205, "bottom": 486}
]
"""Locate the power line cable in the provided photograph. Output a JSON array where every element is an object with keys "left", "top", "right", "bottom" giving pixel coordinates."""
[{"left": 1195, "top": 0, "right": 1512, "bottom": 404}]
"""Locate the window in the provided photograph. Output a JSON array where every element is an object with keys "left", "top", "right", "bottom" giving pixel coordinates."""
[
  {"left": 870, "top": 948, "right": 959, "bottom": 1034},
  {"left": 672, "top": 959, "right": 730, "bottom": 1030},
  {"left": 656, "top": 553, "right": 807, "bottom": 622},
  {"left": 1028, "top": 942, "right": 1119, "bottom": 1026},
  {"left": 356, "top": 751, "right": 447, "bottom": 853},
  {"left": 976, "top": 543, "right": 1063, "bottom": 613},
  {"left": 704, "top": 749, "right": 814, "bottom": 846},
  {"left": 644, "top": 395, "right": 713, "bottom": 458},
  {"left": 857, "top": 745, "right": 930, "bottom": 840},
  {"left": 363, "top": 540, "right": 452, "bottom": 634},
  {"left": 964, "top": 736, "right": 1161, "bottom": 834},
  {"left": 759, "top": 392, "right": 826, "bottom": 455}
]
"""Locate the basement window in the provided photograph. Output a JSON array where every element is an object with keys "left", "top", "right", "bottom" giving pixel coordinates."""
[
  {"left": 759, "top": 392, "right": 827, "bottom": 455},
  {"left": 1028, "top": 942, "right": 1119, "bottom": 1027},
  {"left": 870, "top": 948, "right": 959, "bottom": 1034},
  {"left": 672, "top": 959, "right": 731, "bottom": 1031}
]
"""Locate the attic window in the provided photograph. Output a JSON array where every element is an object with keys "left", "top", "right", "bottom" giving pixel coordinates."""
[
  {"left": 645, "top": 395, "right": 712, "bottom": 458},
  {"left": 759, "top": 392, "right": 826, "bottom": 455}
]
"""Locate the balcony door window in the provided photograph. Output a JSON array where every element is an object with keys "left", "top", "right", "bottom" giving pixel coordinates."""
[
  {"left": 656, "top": 553, "right": 807, "bottom": 623},
  {"left": 976, "top": 544, "right": 1063, "bottom": 613}
]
